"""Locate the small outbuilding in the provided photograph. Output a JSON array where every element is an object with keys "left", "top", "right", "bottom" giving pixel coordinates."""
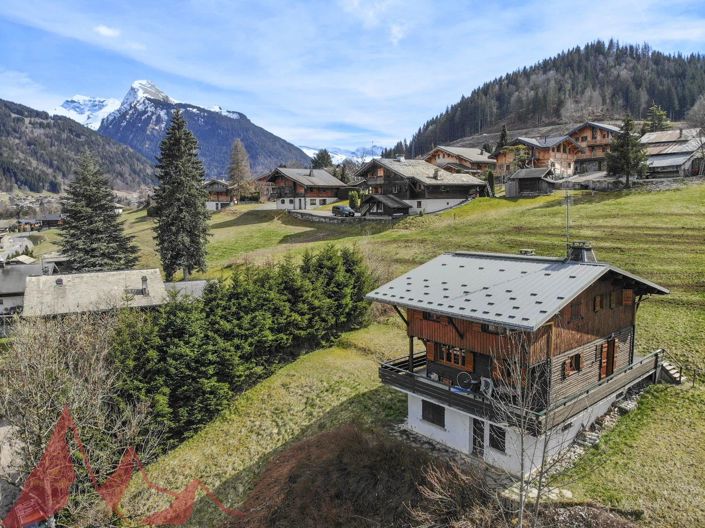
[
  {"left": 359, "top": 194, "right": 412, "bottom": 217},
  {"left": 505, "top": 167, "right": 557, "bottom": 198}
]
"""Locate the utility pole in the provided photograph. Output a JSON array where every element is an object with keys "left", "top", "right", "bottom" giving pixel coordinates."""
[{"left": 564, "top": 188, "right": 572, "bottom": 257}]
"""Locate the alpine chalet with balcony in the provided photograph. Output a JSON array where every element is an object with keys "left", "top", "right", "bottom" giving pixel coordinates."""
[
  {"left": 265, "top": 168, "right": 349, "bottom": 210},
  {"left": 367, "top": 244, "right": 670, "bottom": 476}
]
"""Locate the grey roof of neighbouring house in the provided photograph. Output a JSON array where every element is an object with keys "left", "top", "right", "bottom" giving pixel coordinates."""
[
  {"left": 0, "top": 264, "right": 48, "bottom": 296},
  {"left": 567, "top": 121, "right": 621, "bottom": 136},
  {"left": 640, "top": 128, "right": 703, "bottom": 144},
  {"left": 647, "top": 153, "right": 695, "bottom": 168},
  {"left": 428, "top": 146, "right": 497, "bottom": 164},
  {"left": 366, "top": 252, "right": 668, "bottom": 332},
  {"left": 508, "top": 168, "right": 555, "bottom": 180},
  {"left": 362, "top": 194, "right": 411, "bottom": 209},
  {"left": 513, "top": 135, "right": 582, "bottom": 149},
  {"left": 23, "top": 269, "right": 169, "bottom": 316},
  {"left": 371, "top": 159, "right": 486, "bottom": 186},
  {"left": 165, "top": 280, "right": 209, "bottom": 298},
  {"left": 269, "top": 168, "right": 347, "bottom": 188}
]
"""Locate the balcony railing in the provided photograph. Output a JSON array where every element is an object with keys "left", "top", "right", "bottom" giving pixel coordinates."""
[{"left": 380, "top": 349, "right": 664, "bottom": 433}]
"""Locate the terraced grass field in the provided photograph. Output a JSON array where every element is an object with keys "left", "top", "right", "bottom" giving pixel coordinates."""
[{"left": 34, "top": 183, "right": 705, "bottom": 526}]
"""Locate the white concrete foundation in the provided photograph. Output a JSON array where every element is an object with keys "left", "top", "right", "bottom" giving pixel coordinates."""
[
  {"left": 404, "top": 198, "right": 466, "bottom": 214},
  {"left": 275, "top": 197, "right": 339, "bottom": 210}
]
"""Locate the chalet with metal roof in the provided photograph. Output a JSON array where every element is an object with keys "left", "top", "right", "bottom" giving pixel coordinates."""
[
  {"left": 23, "top": 269, "right": 169, "bottom": 317},
  {"left": 355, "top": 158, "right": 488, "bottom": 216},
  {"left": 493, "top": 136, "right": 582, "bottom": 177},
  {"left": 367, "top": 244, "right": 670, "bottom": 476},
  {"left": 265, "top": 168, "right": 348, "bottom": 210},
  {"left": 567, "top": 121, "right": 620, "bottom": 173},
  {"left": 505, "top": 167, "right": 557, "bottom": 198},
  {"left": 639, "top": 128, "right": 704, "bottom": 177},
  {"left": 425, "top": 146, "right": 496, "bottom": 174}
]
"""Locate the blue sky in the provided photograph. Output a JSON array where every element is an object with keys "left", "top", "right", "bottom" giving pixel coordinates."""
[{"left": 1, "top": 0, "right": 705, "bottom": 149}]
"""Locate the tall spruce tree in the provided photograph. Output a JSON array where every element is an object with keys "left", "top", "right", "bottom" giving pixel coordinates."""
[
  {"left": 643, "top": 103, "right": 672, "bottom": 133},
  {"left": 311, "top": 149, "right": 333, "bottom": 169},
  {"left": 606, "top": 115, "right": 647, "bottom": 187},
  {"left": 59, "top": 153, "right": 138, "bottom": 271},
  {"left": 228, "top": 139, "right": 253, "bottom": 200},
  {"left": 153, "top": 110, "right": 210, "bottom": 280},
  {"left": 497, "top": 125, "right": 509, "bottom": 151}
]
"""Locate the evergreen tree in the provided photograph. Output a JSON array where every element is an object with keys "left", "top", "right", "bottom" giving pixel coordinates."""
[
  {"left": 487, "top": 170, "right": 496, "bottom": 197},
  {"left": 153, "top": 110, "right": 210, "bottom": 280},
  {"left": 228, "top": 139, "right": 253, "bottom": 200},
  {"left": 59, "top": 153, "right": 138, "bottom": 271},
  {"left": 311, "top": 149, "right": 333, "bottom": 169},
  {"left": 497, "top": 125, "right": 509, "bottom": 151},
  {"left": 606, "top": 115, "right": 648, "bottom": 187},
  {"left": 644, "top": 103, "right": 672, "bottom": 133}
]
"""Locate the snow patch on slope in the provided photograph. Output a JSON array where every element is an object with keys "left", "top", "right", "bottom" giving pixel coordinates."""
[{"left": 52, "top": 95, "right": 120, "bottom": 130}]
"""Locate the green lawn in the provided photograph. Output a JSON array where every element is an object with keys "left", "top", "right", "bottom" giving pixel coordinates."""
[{"left": 35, "top": 184, "right": 705, "bottom": 526}]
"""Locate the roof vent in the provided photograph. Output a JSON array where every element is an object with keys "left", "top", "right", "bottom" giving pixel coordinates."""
[
  {"left": 433, "top": 168, "right": 440, "bottom": 180},
  {"left": 55, "top": 278, "right": 64, "bottom": 286},
  {"left": 519, "top": 248, "right": 535, "bottom": 256},
  {"left": 396, "top": 156, "right": 405, "bottom": 162},
  {"left": 141, "top": 275, "right": 149, "bottom": 296},
  {"left": 568, "top": 241, "right": 597, "bottom": 263}
]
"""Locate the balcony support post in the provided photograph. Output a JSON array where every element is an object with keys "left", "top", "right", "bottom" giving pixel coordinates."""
[{"left": 408, "top": 336, "right": 414, "bottom": 372}]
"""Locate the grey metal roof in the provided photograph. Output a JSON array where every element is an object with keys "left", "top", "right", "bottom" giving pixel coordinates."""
[
  {"left": 366, "top": 252, "right": 668, "bottom": 332},
  {"left": 643, "top": 137, "right": 703, "bottom": 156},
  {"left": 270, "top": 168, "right": 347, "bottom": 188},
  {"left": 567, "top": 121, "right": 620, "bottom": 136},
  {"left": 640, "top": 128, "right": 703, "bottom": 144},
  {"left": 429, "top": 146, "right": 496, "bottom": 164},
  {"left": 165, "top": 280, "right": 209, "bottom": 298},
  {"left": 647, "top": 153, "right": 694, "bottom": 168},
  {"left": 23, "top": 269, "right": 168, "bottom": 316},
  {"left": 513, "top": 135, "right": 581, "bottom": 149},
  {"left": 508, "top": 168, "right": 555, "bottom": 180},
  {"left": 373, "top": 159, "right": 486, "bottom": 186}
]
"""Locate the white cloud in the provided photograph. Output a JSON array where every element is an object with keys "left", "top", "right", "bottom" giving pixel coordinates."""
[
  {"left": 93, "top": 24, "right": 120, "bottom": 37},
  {"left": 0, "top": 69, "right": 63, "bottom": 110},
  {"left": 389, "top": 23, "right": 406, "bottom": 45}
]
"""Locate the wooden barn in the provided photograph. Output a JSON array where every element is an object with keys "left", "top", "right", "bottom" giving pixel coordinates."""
[
  {"left": 204, "top": 179, "right": 234, "bottom": 211},
  {"left": 367, "top": 244, "right": 671, "bottom": 476},
  {"left": 640, "top": 128, "right": 705, "bottom": 178},
  {"left": 505, "top": 167, "right": 557, "bottom": 198}
]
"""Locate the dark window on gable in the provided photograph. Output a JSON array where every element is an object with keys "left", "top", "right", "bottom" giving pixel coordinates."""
[
  {"left": 421, "top": 400, "right": 445, "bottom": 427},
  {"left": 423, "top": 311, "right": 443, "bottom": 322},
  {"left": 570, "top": 302, "right": 582, "bottom": 321},
  {"left": 489, "top": 425, "right": 506, "bottom": 452},
  {"left": 481, "top": 324, "right": 504, "bottom": 335}
]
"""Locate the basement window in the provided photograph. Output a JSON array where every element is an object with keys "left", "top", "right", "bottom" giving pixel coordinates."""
[
  {"left": 421, "top": 400, "right": 445, "bottom": 428},
  {"left": 489, "top": 425, "right": 506, "bottom": 452}
]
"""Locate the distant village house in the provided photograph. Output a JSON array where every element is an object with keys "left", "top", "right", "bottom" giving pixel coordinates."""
[
  {"left": 204, "top": 179, "right": 234, "bottom": 211},
  {"left": 424, "top": 146, "right": 496, "bottom": 174},
  {"left": 640, "top": 128, "right": 705, "bottom": 178}
]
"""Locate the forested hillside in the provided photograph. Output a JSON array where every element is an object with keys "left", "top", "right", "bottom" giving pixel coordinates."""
[
  {"left": 396, "top": 41, "right": 705, "bottom": 157},
  {"left": 0, "top": 99, "right": 155, "bottom": 192}
]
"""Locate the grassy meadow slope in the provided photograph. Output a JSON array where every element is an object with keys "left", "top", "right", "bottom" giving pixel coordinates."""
[{"left": 33, "top": 183, "right": 705, "bottom": 526}]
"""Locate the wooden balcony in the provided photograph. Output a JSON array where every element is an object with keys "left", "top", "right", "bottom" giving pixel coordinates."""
[{"left": 380, "top": 350, "right": 663, "bottom": 433}]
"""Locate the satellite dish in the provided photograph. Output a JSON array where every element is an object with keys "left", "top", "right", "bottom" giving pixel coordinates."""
[
  {"left": 480, "top": 377, "right": 494, "bottom": 398},
  {"left": 429, "top": 372, "right": 439, "bottom": 382},
  {"left": 456, "top": 371, "right": 473, "bottom": 389}
]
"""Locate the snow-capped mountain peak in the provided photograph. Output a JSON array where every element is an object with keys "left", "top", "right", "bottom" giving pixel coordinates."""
[
  {"left": 120, "top": 80, "right": 175, "bottom": 108},
  {"left": 299, "top": 145, "right": 385, "bottom": 164},
  {"left": 52, "top": 95, "right": 120, "bottom": 130}
]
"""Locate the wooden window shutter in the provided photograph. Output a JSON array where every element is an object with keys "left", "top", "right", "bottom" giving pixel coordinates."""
[
  {"left": 623, "top": 289, "right": 634, "bottom": 305},
  {"left": 466, "top": 351, "right": 475, "bottom": 372}
]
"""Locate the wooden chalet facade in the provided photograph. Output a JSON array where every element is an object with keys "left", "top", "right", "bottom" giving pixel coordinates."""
[
  {"left": 355, "top": 158, "right": 488, "bottom": 216},
  {"left": 425, "top": 146, "right": 496, "bottom": 175},
  {"left": 493, "top": 136, "right": 582, "bottom": 178},
  {"left": 568, "top": 122, "right": 620, "bottom": 173},
  {"left": 204, "top": 179, "right": 234, "bottom": 211},
  {"left": 367, "top": 244, "right": 669, "bottom": 476},
  {"left": 265, "top": 168, "right": 348, "bottom": 210}
]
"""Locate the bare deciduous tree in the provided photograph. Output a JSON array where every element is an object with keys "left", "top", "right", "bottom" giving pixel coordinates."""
[{"left": 0, "top": 312, "right": 161, "bottom": 527}]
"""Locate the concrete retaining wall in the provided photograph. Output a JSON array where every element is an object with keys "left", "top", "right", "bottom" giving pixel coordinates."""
[{"left": 287, "top": 210, "right": 394, "bottom": 224}]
